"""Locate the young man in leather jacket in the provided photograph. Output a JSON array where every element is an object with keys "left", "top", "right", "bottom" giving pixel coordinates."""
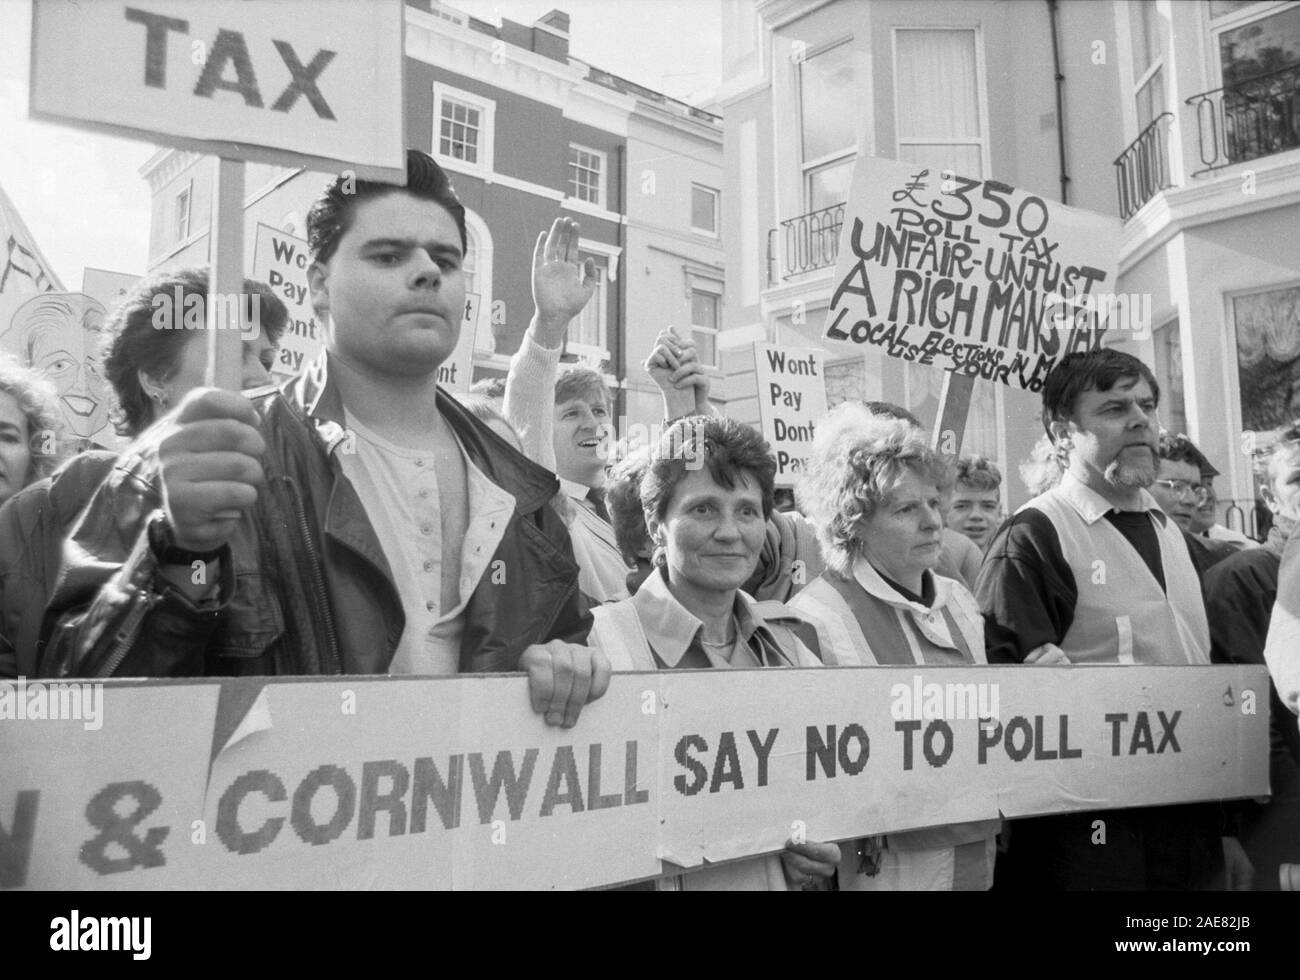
[{"left": 40, "top": 150, "right": 607, "bottom": 729}]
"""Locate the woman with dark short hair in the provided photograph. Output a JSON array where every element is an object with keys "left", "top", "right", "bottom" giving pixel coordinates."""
[
  {"left": 102, "top": 267, "right": 287, "bottom": 437},
  {"left": 0, "top": 269, "right": 287, "bottom": 677},
  {"left": 587, "top": 415, "right": 840, "bottom": 890},
  {"left": 791, "top": 402, "right": 999, "bottom": 890}
]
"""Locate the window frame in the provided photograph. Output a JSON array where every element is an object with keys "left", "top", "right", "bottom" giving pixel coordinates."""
[
  {"left": 567, "top": 143, "right": 607, "bottom": 208},
  {"left": 567, "top": 253, "right": 609, "bottom": 361},
  {"left": 1207, "top": 0, "right": 1300, "bottom": 88},
  {"left": 798, "top": 36, "right": 857, "bottom": 213},
  {"left": 1222, "top": 276, "right": 1300, "bottom": 503},
  {"left": 1150, "top": 316, "right": 1187, "bottom": 437},
  {"left": 891, "top": 25, "right": 991, "bottom": 180},
  {"left": 690, "top": 183, "right": 720, "bottom": 237},
  {"left": 1126, "top": 0, "right": 1167, "bottom": 135},
  {"left": 174, "top": 183, "right": 192, "bottom": 244},
  {"left": 432, "top": 82, "right": 496, "bottom": 176},
  {"left": 689, "top": 285, "right": 722, "bottom": 367},
  {"left": 461, "top": 208, "right": 494, "bottom": 354}
]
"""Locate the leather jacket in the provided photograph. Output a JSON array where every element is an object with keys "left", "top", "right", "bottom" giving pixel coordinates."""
[
  {"left": 0, "top": 451, "right": 118, "bottom": 678},
  {"left": 38, "top": 355, "right": 590, "bottom": 678}
]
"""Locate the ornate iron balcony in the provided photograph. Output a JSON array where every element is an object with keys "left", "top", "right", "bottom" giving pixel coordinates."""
[
  {"left": 767, "top": 202, "right": 845, "bottom": 285},
  {"left": 1185, "top": 62, "right": 1300, "bottom": 177},
  {"left": 1114, "top": 112, "right": 1173, "bottom": 220}
]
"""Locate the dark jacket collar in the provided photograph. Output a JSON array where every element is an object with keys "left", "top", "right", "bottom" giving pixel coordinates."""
[{"left": 282, "top": 352, "right": 560, "bottom": 512}]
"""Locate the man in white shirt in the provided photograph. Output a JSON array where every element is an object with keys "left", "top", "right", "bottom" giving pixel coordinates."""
[{"left": 504, "top": 223, "right": 632, "bottom": 603}]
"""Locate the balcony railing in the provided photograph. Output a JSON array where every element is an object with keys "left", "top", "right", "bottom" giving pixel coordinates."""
[
  {"left": 1185, "top": 62, "right": 1300, "bottom": 177},
  {"left": 766, "top": 202, "right": 845, "bottom": 285},
  {"left": 1114, "top": 112, "right": 1173, "bottom": 220}
]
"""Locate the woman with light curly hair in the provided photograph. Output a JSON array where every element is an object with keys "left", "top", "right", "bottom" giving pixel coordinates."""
[
  {"left": 789, "top": 401, "right": 999, "bottom": 891},
  {"left": 0, "top": 354, "right": 65, "bottom": 507}
]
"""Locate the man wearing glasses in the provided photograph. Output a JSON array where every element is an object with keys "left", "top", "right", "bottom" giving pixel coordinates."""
[
  {"left": 1149, "top": 431, "right": 1237, "bottom": 569},
  {"left": 1150, "top": 434, "right": 1244, "bottom": 571}
]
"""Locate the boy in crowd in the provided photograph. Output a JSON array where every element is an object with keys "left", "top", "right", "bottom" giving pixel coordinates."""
[{"left": 945, "top": 455, "right": 1004, "bottom": 554}]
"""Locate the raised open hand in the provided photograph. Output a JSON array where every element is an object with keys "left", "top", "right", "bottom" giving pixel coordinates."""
[{"left": 531, "top": 217, "right": 597, "bottom": 348}]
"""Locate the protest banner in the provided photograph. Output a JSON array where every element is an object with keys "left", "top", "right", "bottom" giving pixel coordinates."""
[
  {"left": 825, "top": 156, "right": 1124, "bottom": 456},
  {"left": 251, "top": 224, "right": 324, "bottom": 379},
  {"left": 80, "top": 269, "right": 141, "bottom": 312},
  {"left": 2, "top": 665, "right": 1268, "bottom": 890},
  {"left": 439, "top": 293, "right": 480, "bottom": 393},
  {"left": 655, "top": 665, "right": 1266, "bottom": 870},
  {"left": 29, "top": 0, "right": 405, "bottom": 390},
  {"left": 825, "top": 156, "right": 1124, "bottom": 395},
  {"left": 0, "top": 182, "right": 62, "bottom": 297},
  {"left": 1, "top": 675, "right": 660, "bottom": 891},
  {"left": 29, "top": 1, "right": 405, "bottom": 181},
  {"left": 0, "top": 290, "right": 120, "bottom": 450},
  {"left": 752, "top": 343, "right": 828, "bottom": 486}
]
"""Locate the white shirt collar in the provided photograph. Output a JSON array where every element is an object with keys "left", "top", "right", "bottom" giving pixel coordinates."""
[
  {"left": 632, "top": 567, "right": 773, "bottom": 669},
  {"left": 1056, "top": 469, "right": 1166, "bottom": 527},
  {"left": 559, "top": 476, "right": 593, "bottom": 501},
  {"left": 850, "top": 555, "right": 952, "bottom": 613}
]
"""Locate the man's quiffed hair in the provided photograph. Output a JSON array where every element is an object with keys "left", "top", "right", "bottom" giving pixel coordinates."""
[
  {"left": 798, "top": 402, "right": 952, "bottom": 577},
  {"left": 102, "top": 268, "right": 289, "bottom": 438},
  {"left": 0, "top": 354, "right": 65, "bottom": 483},
  {"left": 1158, "top": 432, "right": 1219, "bottom": 478},
  {"left": 1040, "top": 348, "right": 1160, "bottom": 438},
  {"left": 555, "top": 365, "right": 611, "bottom": 411},
  {"left": 306, "top": 149, "right": 468, "bottom": 264},
  {"left": 955, "top": 454, "right": 1002, "bottom": 491},
  {"left": 641, "top": 416, "right": 777, "bottom": 545}
]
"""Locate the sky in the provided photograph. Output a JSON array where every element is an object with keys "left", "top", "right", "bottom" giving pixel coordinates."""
[{"left": 0, "top": 0, "right": 722, "bottom": 290}]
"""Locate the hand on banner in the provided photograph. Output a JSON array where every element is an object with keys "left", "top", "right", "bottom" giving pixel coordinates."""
[
  {"left": 530, "top": 217, "right": 597, "bottom": 349},
  {"left": 158, "top": 388, "right": 265, "bottom": 553},
  {"left": 645, "top": 327, "right": 712, "bottom": 419},
  {"left": 520, "top": 640, "right": 612, "bottom": 728},
  {"left": 1222, "top": 836, "right": 1254, "bottom": 891},
  {"left": 781, "top": 838, "right": 841, "bottom": 889},
  {"left": 1024, "top": 642, "right": 1070, "bottom": 665}
]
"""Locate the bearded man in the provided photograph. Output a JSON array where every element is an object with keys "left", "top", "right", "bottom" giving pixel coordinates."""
[{"left": 974, "top": 348, "right": 1250, "bottom": 890}]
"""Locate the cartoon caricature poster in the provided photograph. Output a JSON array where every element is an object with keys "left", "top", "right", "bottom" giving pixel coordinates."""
[{"left": 0, "top": 291, "right": 124, "bottom": 452}]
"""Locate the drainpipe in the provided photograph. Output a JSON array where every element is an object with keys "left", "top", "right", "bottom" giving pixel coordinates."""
[{"left": 1047, "top": 0, "right": 1070, "bottom": 203}]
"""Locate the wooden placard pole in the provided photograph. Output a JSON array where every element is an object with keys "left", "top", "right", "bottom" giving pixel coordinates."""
[
  {"left": 205, "top": 157, "right": 246, "bottom": 392},
  {"left": 932, "top": 371, "right": 976, "bottom": 458}
]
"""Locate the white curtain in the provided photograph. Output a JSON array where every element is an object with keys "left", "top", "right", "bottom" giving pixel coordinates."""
[
  {"left": 896, "top": 30, "right": 980, "bottom": 140},
  {"left": 895, "top": 29, "right": 982, "bottom": 178}
]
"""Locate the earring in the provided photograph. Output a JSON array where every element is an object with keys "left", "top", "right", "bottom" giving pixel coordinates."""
[
  {"left": 152, "top": 390, "right": 169, "bottom": 411},
  {"left": 651, "top": 531, "right": 667, "bottom": 568}
]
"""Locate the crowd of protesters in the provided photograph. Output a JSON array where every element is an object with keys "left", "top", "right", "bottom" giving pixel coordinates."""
[{"left": 1, "top": 149, "right": 1297, "bottom": 891}]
